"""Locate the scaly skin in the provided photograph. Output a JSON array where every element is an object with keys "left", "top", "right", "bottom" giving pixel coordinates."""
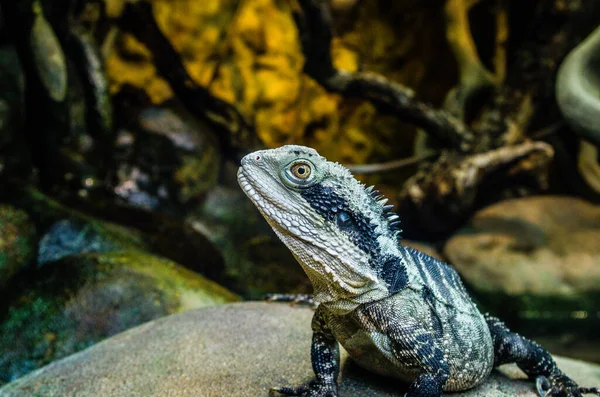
[{"left": 237, "top": 145, "right": 599, "bottom": 397}]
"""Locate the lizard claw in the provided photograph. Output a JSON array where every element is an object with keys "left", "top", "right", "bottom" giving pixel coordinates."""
[
  {"left": 537, "top": 376, "right": 554, "bottom": 397},
  {"left": 269, "top": 381, "right": 337, "bottom": 397},
  {"left": 269, "top": 386, "right": 310, "bottom": 396},
  {"left": 535, "top": 374, "right": 600, "bottom": 396}
]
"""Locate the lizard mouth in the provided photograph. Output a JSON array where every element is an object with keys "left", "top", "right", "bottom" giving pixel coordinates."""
[
  {"left": 237, "top": 165, "right": 298, "bottom": 215},
  {"left": 237, "top": 167, "right": 258, "bottom": 202},
  {"left": 237, "top": 166, "right": 275, "bottom": 208}
]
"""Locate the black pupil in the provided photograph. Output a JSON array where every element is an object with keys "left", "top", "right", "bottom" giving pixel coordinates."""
[{"left": 297, "top": 167, "right": 305, "bottom": 175}]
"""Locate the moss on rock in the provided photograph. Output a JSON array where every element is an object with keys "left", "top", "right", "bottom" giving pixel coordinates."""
[{"left": 0, "top": 251, "right": 239, "bottom": 383}]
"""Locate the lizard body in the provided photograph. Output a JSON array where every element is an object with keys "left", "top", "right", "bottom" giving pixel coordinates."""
[{"left": 237, "top": 145, "right": 599, "bottom": 397}]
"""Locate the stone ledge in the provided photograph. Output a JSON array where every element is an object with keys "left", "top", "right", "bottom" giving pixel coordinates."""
[{"left": 2, "top": 302, "right": 599, "bottom": 397}]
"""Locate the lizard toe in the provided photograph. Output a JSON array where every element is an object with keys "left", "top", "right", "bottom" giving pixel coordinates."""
[
  {"left": 537, "top": 376, "right": 554, "bottom": 397},
  {"left": 270, "top": 381, "right": 337, "bottom": 397},
  {"left": 536, "top": 373, "right": 597, "bottom": 397},
  {"left": 270, "top": 385, "right": 310, "bottom": 396}
]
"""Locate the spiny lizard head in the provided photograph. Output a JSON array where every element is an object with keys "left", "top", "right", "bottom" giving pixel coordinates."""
[{"left": 238, "top": 145, "right": 402, "bottom": 308}]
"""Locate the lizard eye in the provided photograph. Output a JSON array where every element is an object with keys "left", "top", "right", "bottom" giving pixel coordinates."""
[
  {"left": 291, "top": 163, "right": 311, "bottom": 179},
  {"left": 282, "top": 159, "right": 317, "bottom": 188}
]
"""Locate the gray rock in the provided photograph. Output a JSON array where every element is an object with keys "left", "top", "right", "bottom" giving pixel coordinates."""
[
  {"left": 444, "top": 196, "right": 600, "bottom": 297},
  {"left": 11, "top": 185, "right": 226, "bottom": 282},
  {"left": 38, "top": 219, "right": 122, "bottom": 265},
  {"left": 2, "top": 302, "right": 598, "bottom": 397}
]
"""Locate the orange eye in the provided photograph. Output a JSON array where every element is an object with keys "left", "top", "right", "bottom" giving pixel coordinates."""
[{"left": 291, "top": 163, "right": 311, "bottom": 179}]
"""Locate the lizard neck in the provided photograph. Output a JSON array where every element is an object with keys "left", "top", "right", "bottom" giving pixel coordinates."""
[{"left": 310, "top": 274, "right": 390, "bottom": 315}]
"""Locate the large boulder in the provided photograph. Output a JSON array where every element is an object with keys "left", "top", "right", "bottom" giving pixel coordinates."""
[
  {"left": 444, "top": 196, "right": 600, "bottom": 361},
  {"left": 0, "top": 251, "right": 239, "bottom": 383},
  {"left": 445, "top": 196, "right": 600, "bottom": 297},
  {"left": 2, "top": 302, "right": 598, "bottom": 397},
  {"left": 0, "top": 205, "right": 36, "bottom": 289}
]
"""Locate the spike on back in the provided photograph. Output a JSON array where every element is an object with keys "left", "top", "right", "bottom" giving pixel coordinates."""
[{"left": 363, "top": 184, "right": 402, "bottom": 235}]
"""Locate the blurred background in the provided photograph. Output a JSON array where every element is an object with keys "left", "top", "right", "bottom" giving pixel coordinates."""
[{"left": 0, "top": 0, "right": 599, "bottom": 386}]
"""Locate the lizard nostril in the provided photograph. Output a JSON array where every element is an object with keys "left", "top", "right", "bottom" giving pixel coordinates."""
[{"left": 241, "top": 153, "right": 262, "bottom": 166}]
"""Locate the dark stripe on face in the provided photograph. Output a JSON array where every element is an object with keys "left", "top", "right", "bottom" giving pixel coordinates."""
[
  {"left": 301, "top": 184, "right": 408, "bottom": 292},
  {"left": 301, "top": 184, "right": 380, "bottom": 260}
]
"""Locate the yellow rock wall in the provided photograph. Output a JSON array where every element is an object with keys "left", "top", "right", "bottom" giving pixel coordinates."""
[{"left": 106, "top": 0, "right": 455, "bottom": 165}]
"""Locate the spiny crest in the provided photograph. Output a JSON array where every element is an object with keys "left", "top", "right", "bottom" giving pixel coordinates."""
[
  {"left": 323, "top": 160, "right": 402, "bottom": 238},
  {"left": 326, "top": 160, "right": 358, "bottom": 180},
  {"left": 365, "top": 185, "right": 402, "bottom": 236}
]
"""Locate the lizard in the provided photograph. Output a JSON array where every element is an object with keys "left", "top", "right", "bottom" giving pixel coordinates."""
[{"left": 237, "top": 144, "right": 600, "bottom": 397}]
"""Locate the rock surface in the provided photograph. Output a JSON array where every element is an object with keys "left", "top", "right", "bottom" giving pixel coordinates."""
[
  {"left": 2, "top": 302, "right": 599, "bottom": 397},
  {"left": 0, "top": 205, "right": 36, "bottom": 288},
  {"left": 444, "top": 196, "right": 600, "bottom": 297},
  {"left": 0, "top": 251, "right": 239, "bottom": 383}
]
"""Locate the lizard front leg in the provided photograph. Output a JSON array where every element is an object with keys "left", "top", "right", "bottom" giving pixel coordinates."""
[
  {"left": 358, "top": 303, "right": 450, "bottom": 397},
  {"left": 272, "top": 306, "right": 340, "bottom": 397},
  {"left": 390, "top": 328, "right": 450, "bottom": 397},
  {"left": 485, "top": 314, "right": 600, "bottom": 397}
]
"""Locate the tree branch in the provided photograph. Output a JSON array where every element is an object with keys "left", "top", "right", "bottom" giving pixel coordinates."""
[
  {"left": 294, "top": 0, "right": 478, "bottom": 152},
  {"left": 345, "top": 151, "right": 438, "bottom": 174}
]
